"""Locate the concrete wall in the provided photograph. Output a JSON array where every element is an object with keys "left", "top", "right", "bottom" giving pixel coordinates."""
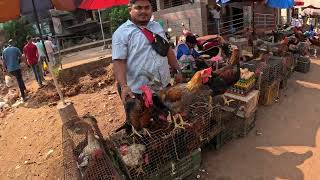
[
  {"left": 152, "top": 0, "right": 276, "bottom": 37},
  {"left": 153, "top": 1, "right": 208, "bottom": 36}
]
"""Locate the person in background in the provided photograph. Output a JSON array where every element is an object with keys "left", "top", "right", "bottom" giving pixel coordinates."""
[
  {"left": 35, "top": 38, "right": 47, "bottom": 78},
  {"left": 176, "top": 35, "right": 200, "bottom": 71},
  {"left": 210, "top": 4, "right": 221, "bottom": 35},
  {"left": 176, "top": 34, "right": 200, "bottom": 61},
  {"left": 291, "top": 14, "right": 303, "bottom": 29},
  {"left": 44, "top": 36, "right": 56, "bottom": 66},
  {"left": 2, "top": 39, "right": 27, "bottom": 101},
  {"left": 23, "top": 36, "right": 43, "bottom": 88},
  {"left": 0, "top": 49, "right": 4, "bottom": 83}
]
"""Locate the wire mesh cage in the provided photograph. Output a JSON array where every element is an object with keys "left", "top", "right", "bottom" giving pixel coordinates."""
[
  {"left": 295, "top": 56, "right": 311, "bottom": 73},
  {"left": 156, "top": 148, "right": 202, "bottom": 180},
  {"left": 108, "top": 89, "right": 221, "bottom": 179},
  {"left": 232, "top": 110, "right": 257, "bottom": 137},
  {"left": 267, "top": 56, "right": 284, "bottom": 84},
  {"left": 109, "top": 129, "right": 192, "bottom": 180},
  {"left": 187, "top": 100, "right": 222, "bottom": 144},
  {"left": 281, "top": 53, "right": 294, "bottom": 77},
  {"left": 62, "top": 118, "right": 121, "bottom": 180},
  {"left": 219, "top": 107, "right": 257, "bottom": 141},
  {"left": 109, "top": 129, "right": 202, "bottom": 180},
  {"left": 214, "top": 108, "right": 237, "bottom": 148},
  {"left": 241, "top": 60, "right": 270, "bottom": 89},
  {"left": 280, "top": 74, "right": 288, "bottom": 89},
  {"left": 63, "top": 126, "right": 81, "bottom": 180},
  {"left": 259, "top": 79, "right": 280, "bottom": 106}
]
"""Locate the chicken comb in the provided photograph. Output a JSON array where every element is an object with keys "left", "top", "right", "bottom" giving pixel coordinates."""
[
  {"left": 211, "top": 55, "right": 222, "bottom": 62},
  {"left": 139, "top": 85, "right": 153, "bottom": 108},
  {"left": 201, "top": 67, "right": 213, "bottom": 83},
  {"left": 202, "top": 67, "right": 213, "bottom": 75}
]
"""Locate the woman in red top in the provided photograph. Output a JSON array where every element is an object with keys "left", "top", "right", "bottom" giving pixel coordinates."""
[{"left": 23, "top": 36, "right": 43, "bottom": 88}]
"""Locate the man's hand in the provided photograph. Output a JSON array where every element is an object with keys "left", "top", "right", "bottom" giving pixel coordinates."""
[
  {"left": 121, "top": 85, "right": 135, "bottom": 103},
  {"left": 175, "top": 73, "right": 183, "bottom": 83}
]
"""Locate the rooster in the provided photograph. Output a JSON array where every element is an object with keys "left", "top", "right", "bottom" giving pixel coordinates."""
[
  {"left": 253, "top": 37, "right": 289, "bottom": 57},
  {"left": 205, "top": 47, "right": 241, "bottom": 105},
  {"left": 119, "top": 143, "right": 147, "bottom": 175},
  {"left": 154, "top": 67, "right": 213, "bottom": 130},
  {"left": 293, "top": 27, "right": 306, "bottom": 42},
  {"left": 115, "top": 85, "right": 170, "bottom": 137}
]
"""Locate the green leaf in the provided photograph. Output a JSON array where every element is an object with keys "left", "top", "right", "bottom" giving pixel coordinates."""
[{"left": 2, "top": 17, "right": 35, "bottom": 50}]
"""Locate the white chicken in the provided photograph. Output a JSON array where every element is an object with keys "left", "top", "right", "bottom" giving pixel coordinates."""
[
  {"left": 120, "top": 143, "right": 146, "bottom": 175},
  {"left": 78, "top": 128, "right": 104, "bottom": 168}
]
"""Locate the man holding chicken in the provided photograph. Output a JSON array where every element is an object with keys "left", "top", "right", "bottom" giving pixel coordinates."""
[{"left": 112, "top": 0, "right": 182, "bottom": 102}]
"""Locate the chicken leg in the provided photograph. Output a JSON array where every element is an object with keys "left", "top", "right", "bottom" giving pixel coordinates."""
[
  {"left": 222, "top": 95, "right": 235, "bottom": 106},
  {"left": 130, "top": 126, "right": 142, "bottom": 138},
  {"left": 128, "top": 165, "right": 145, "bottom": 175},
  {"left": 134, "top": 165, "right": 145, "bottom": 175},
  {"left": 142, "top": 128, "right": 152, "bottom": 137},
  {"left": 173, "top": 114, "right": 190, "bottom": 130}
]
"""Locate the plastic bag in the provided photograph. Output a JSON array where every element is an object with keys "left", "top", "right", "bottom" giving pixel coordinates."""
[{"left": 43, "top": 61, "right": 48, "bottom": 72}]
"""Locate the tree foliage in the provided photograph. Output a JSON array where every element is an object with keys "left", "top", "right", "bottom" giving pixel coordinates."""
[
  {"left": 102, "top": 6, "right": 130, "bottom": 33},
  {"left": 2, "top": 17, "right": 35, "bottom": 50}
]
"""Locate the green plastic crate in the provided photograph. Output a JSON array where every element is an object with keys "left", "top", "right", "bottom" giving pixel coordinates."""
[
  {"left": 295, "top": 57, "right": 310, "bottom": 73},
  {"left": 147, "top": 148, "right": 202, "bottom": 180}
]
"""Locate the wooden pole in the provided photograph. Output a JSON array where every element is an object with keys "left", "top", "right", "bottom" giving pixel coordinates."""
[
  {"left": 98, "top": 9, "right": 107, "bottom": 49},
  {"left": 31, "top": 0, "right": 65, "bottom": 104}
]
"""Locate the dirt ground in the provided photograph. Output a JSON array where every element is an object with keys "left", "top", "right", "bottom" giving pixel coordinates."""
[
  {"left": 0, "top": 59, "right": 319, "bottom": 180},
  {"left": 199, "top": 59, "right": 320, "bottom": 180}
]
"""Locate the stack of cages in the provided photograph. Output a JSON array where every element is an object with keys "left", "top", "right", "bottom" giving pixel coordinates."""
[
  {"left": 215, "top": 106, "right": 236, "bottom": 149},
  {"left": 156, "top": 148, "right": 202, "bottom": 180},
  {"left": 280, "top": 53, "right": 295, "bottom": 89},
  {"left": 255, "top": 56, "right": 283, "bottom": 105},
  {"left": 219, "top": 90, "right": 259, "bottom": 140},
  {"left": 288, "top": 52, "right": 298, "bottom": 77},
  {"left": 295, "top": 56, "right": 311, "bottom": 73},
  {"left": 259, "top": 79, "right": 280, "bottom": 106},
  {"left": 267, "top": 56, "right": 284, "bottom": 84},
  {"left": 232, "top": 110, "right": 258, "bottom": 137},
  {"left": 241, "top": 60, "right": 270, "bottom": 105},
  {"left": 187, "top": 90, "right": 223, "bottom": 145},
  {"left": 108, "top": 87, "right": 216, "bottom": 179},
  {"left": 62, "top": 118, "right": 122, "bottom": 180},
  {"left": 241, "top": 60, "right": 270, "bottom": 90}
]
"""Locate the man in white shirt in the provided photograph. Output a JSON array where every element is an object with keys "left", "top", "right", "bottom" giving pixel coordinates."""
[
  {"left": 291, "top": 15, "right": 303, "bottom": 28},
  {"left": 210, "top": 4, "right": 221, "bottom": 35},
  {"left": 44, "top": 36, "right": 56, "bottom": 65}
]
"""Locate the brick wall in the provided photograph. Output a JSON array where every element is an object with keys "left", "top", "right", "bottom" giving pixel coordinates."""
[{"left": 253, "top": 2, "right": 277, "bottom": 33}]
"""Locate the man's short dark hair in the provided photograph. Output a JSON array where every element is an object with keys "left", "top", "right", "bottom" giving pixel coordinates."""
[
  {"left": 26, "top": 35, "right": 32, "bottom": 41},
  {"left": 129, "top": 0, "right": 151, "bottom": 4},
  {"left": 186, "top": 35, "right": 198, "bottom": 45}
]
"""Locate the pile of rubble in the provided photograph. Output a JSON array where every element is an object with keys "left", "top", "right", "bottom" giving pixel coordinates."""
[
  {"left": 0, "top": 83, "right": 24, "bottom": 118},
  {"left": 28, "top": 64, "right": 115, "bottom": 107}
]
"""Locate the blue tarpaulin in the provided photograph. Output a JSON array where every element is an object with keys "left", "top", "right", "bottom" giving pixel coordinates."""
[
  {"left": 266, "top": 0, "right": 294, "bottom": 8},
  {"left": 216, "top": 0, "right": 231, "bottom": 4}
]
